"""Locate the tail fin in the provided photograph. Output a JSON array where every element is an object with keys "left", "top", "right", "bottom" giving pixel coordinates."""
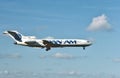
[{"left": 3, "top": 30, "right": 23, "bottom": 42}]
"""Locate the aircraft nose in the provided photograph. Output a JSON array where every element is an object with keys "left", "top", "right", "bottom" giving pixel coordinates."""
[{"left": 87, "top": 40, "right": 92, "bottom": 45}]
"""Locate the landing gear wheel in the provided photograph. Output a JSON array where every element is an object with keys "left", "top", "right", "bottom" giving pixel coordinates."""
[
  {"left": 46, "top": 47, "right": 51, "bottom": 51},
  {"left": 83, "top": 47, "right": 85, "bottom": 50}
]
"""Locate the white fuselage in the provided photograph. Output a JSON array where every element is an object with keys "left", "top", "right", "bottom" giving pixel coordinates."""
[
  {"left": 19, "top": 39, "right": 92, "bottom": 47},
  {"left": 4, "top": 30, "right": 92, "bottom": 51}
]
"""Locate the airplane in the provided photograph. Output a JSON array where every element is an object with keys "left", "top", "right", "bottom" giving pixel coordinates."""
[{"left": 3, "top": 30, "right": 92, "bottom": 51}]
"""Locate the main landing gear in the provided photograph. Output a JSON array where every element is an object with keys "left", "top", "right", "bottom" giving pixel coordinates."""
[
  {"left": 83, "top": 47, "right": 85, "bottom": 50},
  {"left": 46, "top": 47, "right": 51, "bottom": 51}
]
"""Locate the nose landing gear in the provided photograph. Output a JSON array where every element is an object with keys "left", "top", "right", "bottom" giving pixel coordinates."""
[{"left": 83, "top": 47, "right": 85, "bottom": 50}]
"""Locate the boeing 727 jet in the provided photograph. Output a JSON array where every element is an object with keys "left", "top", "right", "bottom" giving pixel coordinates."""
[{"left": 3, "top": 30, "right": 92, "bottom": 51}]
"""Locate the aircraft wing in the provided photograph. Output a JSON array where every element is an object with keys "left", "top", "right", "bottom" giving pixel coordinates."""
[
  {"left": 43, "top": 40, "right": 54, "bottom": 46},
  {"left": 25, "top": 40, "right": 60, "bottom": 51},
  {"left": 42, "top": 40, "right": 61, "bottom": 51},
  {"left": 43, "top": 40, "right": 61, "bottom": 46}
]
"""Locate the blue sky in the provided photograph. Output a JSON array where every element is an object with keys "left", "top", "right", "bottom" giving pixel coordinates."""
[{"left": 0, "top": 0, "right": 120, "bottom": 78}]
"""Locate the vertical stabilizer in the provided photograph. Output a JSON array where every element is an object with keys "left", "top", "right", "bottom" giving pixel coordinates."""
[{"left": 3, "top": 30, "right": 23, "bottom": 42}]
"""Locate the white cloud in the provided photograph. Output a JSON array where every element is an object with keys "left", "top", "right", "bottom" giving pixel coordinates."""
[
  {"left": 113, "top": 58, "right": 120, "bottom": 62},
  {"left": 39, "top": 52, "right": 73, "bottom": 59},
  {"left": 58, "top": 71, "right": 81, "bottom": 76},
  {"left": 0, "top": 53, "right": 22, "bottom": 59},
  {"left": 0, "top": 70, "right": 119, "bottom": 78},
  {"left": 87, "top": 14, "right": 112, "bottom": 31},
  {"left": 39, "top": 52, "right": 87, "bottom": 60},
  {"left": 52, "top": 52, "right": 74, "bottom": 59}
]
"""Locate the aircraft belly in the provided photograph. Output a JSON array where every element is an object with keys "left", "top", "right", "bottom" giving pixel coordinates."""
[{"left": 51, "top": 44, "right": 91, "bottom": 47}]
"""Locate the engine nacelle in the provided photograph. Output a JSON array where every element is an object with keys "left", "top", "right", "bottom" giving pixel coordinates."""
[
  {"left": 22, "top": 36, "right": 36, "bottom": 39},
  {"left": 26, "top": 36, "right": 36, "bottom": 39},
  {"left": 14, "top": 42, "right": 17, "bottom": 45}
]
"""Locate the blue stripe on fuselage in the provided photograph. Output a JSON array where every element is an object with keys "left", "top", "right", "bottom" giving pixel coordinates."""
[{"left": 48, "top": 40, "right": 77, "bottom": 45}]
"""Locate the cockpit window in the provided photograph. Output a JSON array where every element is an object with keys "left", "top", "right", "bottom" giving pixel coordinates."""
[{"left": 87, "top": 40, "right": 90, "bottom": 43}]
